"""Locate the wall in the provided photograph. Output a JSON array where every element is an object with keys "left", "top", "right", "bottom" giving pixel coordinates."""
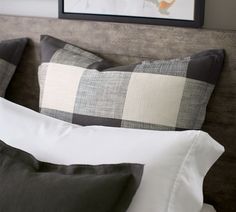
[
  {"left": 204, "top": 0, "right": 236, "bottom": 30},
  {"left": 0, "top": 0, "right": 235, "bottom": 31},
  {"left": 0, "top": 0, "right": 58, "bottom": 18}
]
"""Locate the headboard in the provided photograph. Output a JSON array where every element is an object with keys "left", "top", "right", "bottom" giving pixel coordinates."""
[{"left": 0, "top": 15, "right": 235, "bottom": 211}]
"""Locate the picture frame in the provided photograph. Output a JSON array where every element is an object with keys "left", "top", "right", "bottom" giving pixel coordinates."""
[{"left": 59, "top": 0, "right": 205, "bottom": 28}]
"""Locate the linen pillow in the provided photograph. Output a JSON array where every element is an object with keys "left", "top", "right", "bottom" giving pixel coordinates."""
[
  {"left": 0, "top": 140, "right": 143, "bottom": 212},
  {"left": 0, "top": 38, "right": 28, "bottom": 97},
  {"left": 0, "top": 98, "right": 224, "bottom": 212},
  {"left": 39, "top": 35, "right": 225, "bottom": 130}
]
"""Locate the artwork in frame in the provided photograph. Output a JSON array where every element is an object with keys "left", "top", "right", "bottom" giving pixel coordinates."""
[{"left": 59, "top": 0, "right": 205, "bottom": 28}]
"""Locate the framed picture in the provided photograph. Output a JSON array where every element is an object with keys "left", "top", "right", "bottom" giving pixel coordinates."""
[{"left": 59, "top": 0, "right": 205, "bottom": 28}]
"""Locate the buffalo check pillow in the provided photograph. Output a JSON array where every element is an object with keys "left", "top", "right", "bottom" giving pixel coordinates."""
[
  {"left": 39, "top": 35, "right": 225, "bottom": 130},
  {"left": 0, "top": 38, "right": 28, "bottom": 97}
]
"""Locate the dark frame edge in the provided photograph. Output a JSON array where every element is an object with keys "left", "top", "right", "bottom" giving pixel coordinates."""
[{"left": 58, "top": 0, "right": 205, "bottom": 28}]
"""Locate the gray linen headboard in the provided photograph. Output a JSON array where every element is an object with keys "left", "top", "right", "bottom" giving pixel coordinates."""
[{"left": 0, "top": 15, "right": 235, "bottom": 212}]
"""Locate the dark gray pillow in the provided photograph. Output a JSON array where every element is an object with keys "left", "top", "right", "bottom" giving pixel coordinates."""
[
  {"left": 39, "top": 35, "right": 224, "bottom": 130},
  {"left": 0, "top": 140, "right": 143, "bottom": 212},
  {"left": 0, "top": 38, "right": 28, "bottom": 97}
]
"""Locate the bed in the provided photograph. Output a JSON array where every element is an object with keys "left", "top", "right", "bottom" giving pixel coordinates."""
[{"left": 0, "top": 15, "right": 235, "bottom": 212}]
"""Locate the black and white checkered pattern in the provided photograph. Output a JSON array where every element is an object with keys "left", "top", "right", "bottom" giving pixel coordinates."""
[
  {"left": 0, "top": 38, "right": 28, "bottom": 97},
  {"left": 39, "top": 35, "right": 225, "bottom": 130}
]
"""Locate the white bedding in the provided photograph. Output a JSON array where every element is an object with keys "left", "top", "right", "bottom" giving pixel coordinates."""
[
  {"left": 0, "top": 98, "right": 223, "bottom": 212},
  {"left": 202, "top": 204, "right": 216, "bottom": 212}
]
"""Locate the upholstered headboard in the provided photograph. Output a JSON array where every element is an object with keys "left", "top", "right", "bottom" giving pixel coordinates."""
[{"left": 0, "top": 15, "right": 235, "bottom": 212}]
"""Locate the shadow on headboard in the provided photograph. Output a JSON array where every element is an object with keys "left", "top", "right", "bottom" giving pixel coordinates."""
[{"left": 0, "top": 15, "right": 236, "bottom": 212}]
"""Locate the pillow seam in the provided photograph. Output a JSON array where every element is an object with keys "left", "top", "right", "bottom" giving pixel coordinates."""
[{"left": 166, "top": 130, "right": 201, "bottom": 212}]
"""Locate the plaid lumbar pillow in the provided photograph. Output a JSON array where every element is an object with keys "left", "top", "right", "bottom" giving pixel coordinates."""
[
  {"left": 39, "top": 35, "right": 225, "bottom": 130},
  {"left": 0, "top": 38, "right": 28, "bottom": 97}
]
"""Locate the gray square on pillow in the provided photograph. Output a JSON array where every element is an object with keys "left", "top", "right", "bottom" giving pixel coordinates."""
[
  {"left": 176, "top": 79, "right": 214, "bottom": 129},
  {"left": 134, "top": 57, "right": 190, "bottom": 77},
  {"left": 74, "top": 69, "right": 132, "bottom": 119}
]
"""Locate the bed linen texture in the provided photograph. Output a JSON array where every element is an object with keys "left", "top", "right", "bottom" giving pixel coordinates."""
[{"left": 0, "top": 98, "right": 224, "bottom": 212}]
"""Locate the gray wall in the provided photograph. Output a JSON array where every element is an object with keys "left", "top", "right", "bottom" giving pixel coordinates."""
[
  {"left": 0, "top": 0, "right": 58, "bottom": 18},
  {"left": 204, "top": 0, "right": 236, "bottom": 30},
  {"left": 0, "top": 0, "right": 235, "bottom": 30}
]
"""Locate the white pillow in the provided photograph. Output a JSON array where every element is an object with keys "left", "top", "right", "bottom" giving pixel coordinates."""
[
  {"left": 201, "top": 204, "right": 216, "bottom": 212},
  {"left": 0, "top": 98, "right": 224, "bottom": 212}
]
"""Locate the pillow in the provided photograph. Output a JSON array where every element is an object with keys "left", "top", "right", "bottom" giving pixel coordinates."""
[
  {"left": 0, "top": 140, "right": 143, "bottom": 212},
  {"left": 39, "top": 35, "right": 225, "bottom": 130},
  {"left": 201, "top": 204, "right": 216, "bottom": 212},
  {"left": 0, "top": 38, "right": 28, "bottom": 97},
  {"left": 0, "top": 98, "right": 224, "bottom": 212}
]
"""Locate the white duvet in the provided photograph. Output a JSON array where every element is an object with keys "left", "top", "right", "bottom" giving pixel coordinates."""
[{"left": 0, "top": 98, "right": 223, "bottom": 212}]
